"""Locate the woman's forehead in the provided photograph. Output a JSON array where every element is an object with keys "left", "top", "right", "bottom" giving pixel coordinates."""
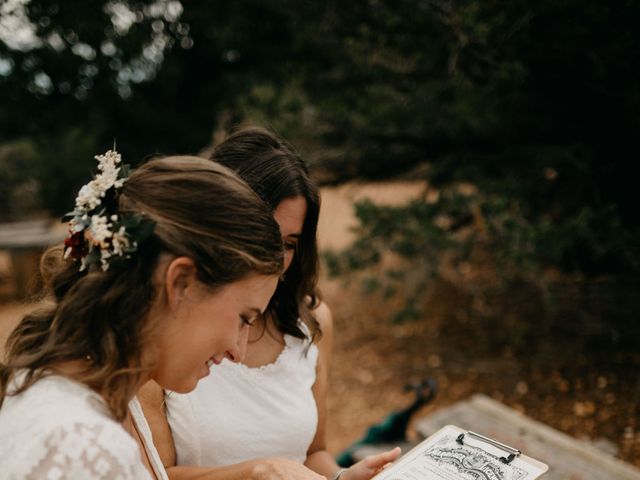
[{"left": 274, "top": 196, "right": 307, "bottom": 236}]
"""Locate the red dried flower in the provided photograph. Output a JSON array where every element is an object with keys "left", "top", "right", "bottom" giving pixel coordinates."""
[{"left": 64, "top": 231, "right": 88, "bottom": 260}]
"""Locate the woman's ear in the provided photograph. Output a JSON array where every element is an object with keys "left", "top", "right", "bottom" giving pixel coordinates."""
[{"left": 164, "top": 256, "right": 198, "bottom": 311}]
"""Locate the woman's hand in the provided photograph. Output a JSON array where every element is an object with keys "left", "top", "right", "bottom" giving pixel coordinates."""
[
  {"left": 167, "top": 457, "right": 326, "bottom": 480},
  {"left": 251, "top": 458, "right": 326, "bottom": 480},
  {"left": 341, "top": 447, "right": 402, "bottom": 480}
]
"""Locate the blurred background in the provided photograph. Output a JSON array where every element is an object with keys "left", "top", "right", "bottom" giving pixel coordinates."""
[{"left": 0, "top": 0, "right": 638, "bottom": 469}]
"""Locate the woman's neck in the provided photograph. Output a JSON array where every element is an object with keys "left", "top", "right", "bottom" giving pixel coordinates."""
[{"left": 243, "top": 314, "right": 286, "bottom": 367}]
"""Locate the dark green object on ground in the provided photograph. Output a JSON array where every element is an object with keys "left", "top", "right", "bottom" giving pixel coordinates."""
[{"left": 336, "top": 377, "right": 437, "bottom": 468}]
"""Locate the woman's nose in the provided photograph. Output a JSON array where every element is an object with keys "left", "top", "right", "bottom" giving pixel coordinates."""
[{"left": 225, "top": 324, "right": 250, "bottom": 363}]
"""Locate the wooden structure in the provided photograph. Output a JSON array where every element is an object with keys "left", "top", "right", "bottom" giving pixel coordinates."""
[{"left": 0, "top": 220, "right": 66, "bottom": 298}]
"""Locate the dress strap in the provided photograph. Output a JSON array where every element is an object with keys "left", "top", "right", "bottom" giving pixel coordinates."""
[{"left": 129, "top": 396, "right": 170, "bottom": 480}]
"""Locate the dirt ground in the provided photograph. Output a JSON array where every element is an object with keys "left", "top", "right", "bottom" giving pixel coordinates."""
[
  {"left": 323, "top": 271, "right": 640, "bottom": 464},
  {"left": 1, "top": 181, "right": 638, "bottom": 469}
]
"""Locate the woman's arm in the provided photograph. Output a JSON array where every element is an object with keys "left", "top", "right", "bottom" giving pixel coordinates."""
[
  {"left": 167, "top": 459, "right": 326, "bottom": 480},
  {"left": 304, "top": 302, "right": 401, "bottom": 480},
  {"left": 304, "top": 301, "right": 337, "bottom": 477}
]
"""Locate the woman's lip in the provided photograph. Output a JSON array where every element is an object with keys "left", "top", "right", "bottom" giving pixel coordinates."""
[{"left": 206, "top": 356, "right": 222, "bottom": 367}]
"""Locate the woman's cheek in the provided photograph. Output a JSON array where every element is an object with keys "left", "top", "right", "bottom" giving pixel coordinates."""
[{"left": 284, "top": 251, "right": 294, "bottom": 271}]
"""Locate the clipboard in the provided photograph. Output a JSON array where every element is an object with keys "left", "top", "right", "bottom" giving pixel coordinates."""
[{"left": 373, "top": 424, "right": 548, "bottom": 480}]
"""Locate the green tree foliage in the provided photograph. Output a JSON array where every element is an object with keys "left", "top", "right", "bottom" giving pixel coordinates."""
[
  {"left": 0, "top": 0, "right": 324, "bottom": 215},
  {"left": 1, "top": 0, "right": 638, "bottom": 278}
]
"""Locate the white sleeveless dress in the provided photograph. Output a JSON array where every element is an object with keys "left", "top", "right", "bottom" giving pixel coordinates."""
[
  {"left": 0, "top": 374, "right": 152, "bottom": 479},
  {"left": 166, "top": 328, "right": 319, "bottom": 466}
]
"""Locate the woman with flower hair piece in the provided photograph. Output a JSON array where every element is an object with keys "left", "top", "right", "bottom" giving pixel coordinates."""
[
  {"left": 138, "top": 128, "right": 400, "bottom": 480},
  {"left": 0, "top": 152, "right": 289, "bottom": 479}
]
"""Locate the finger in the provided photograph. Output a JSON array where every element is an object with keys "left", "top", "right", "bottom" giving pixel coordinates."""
[
  {"left": 363, "top": 447, "right": 402, "bottom": 468},
  {"left": 371, "top": 462, "right": 395, "bottom": 476}
]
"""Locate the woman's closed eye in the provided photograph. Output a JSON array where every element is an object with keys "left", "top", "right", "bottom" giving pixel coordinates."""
[
  {"left": 284, "top": 239, "right": 298, "bottom": 251},
  {"left": 240, "top": 314, "right": 258, "bottom": 327}
]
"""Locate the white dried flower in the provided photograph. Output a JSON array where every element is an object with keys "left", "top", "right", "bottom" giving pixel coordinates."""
[
  {"left": 75, "top": 183, "right": 102, "bottom": 210},
  {"left": 100, "top": 248, "right": 113, "bottom": 271},
  {"left": 111, "top": 226, "right": 131, "bottom": 257},
  {"left": 88, "top": 215, "right": 112, "bottom": 247},
  {"left": 74, "top": 149, "right": 124, "bottom": 211},
  {"left": 95, "top": 150, "right": 121, "bottom": 169}
]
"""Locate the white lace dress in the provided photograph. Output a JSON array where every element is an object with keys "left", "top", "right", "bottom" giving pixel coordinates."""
[{"left": 0, "top": 374, "right": 152, "bottom": 480}]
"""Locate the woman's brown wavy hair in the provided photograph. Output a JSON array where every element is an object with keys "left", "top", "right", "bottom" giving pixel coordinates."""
[
  {"left": 0, "top": 156, "right": 283, "bottom": 421},
  {"left": 210, "top": 127, "right": 321, "bottom": 342}
]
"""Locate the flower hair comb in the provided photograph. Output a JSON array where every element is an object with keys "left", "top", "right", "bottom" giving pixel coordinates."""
[{"left": 63, "top": 149, "right": 155, "bottom": 271}]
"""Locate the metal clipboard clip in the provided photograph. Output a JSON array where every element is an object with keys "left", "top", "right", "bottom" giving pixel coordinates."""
[{"left": 455, "top": 431, "right": 522, "bottom": 465}]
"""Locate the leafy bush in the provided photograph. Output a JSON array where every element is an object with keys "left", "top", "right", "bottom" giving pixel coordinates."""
[{"left": 324, "top": 184, "right": 640, "bottom": 355}]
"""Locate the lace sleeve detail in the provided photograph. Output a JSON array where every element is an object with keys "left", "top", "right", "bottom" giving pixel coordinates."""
[{"left": 24, "top": 422, "right": 147, "bottom": 480}]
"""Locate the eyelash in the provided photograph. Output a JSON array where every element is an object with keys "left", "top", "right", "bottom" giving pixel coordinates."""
[
  {"left": 284, "top": 241, "right": 297, "bottom": 251},
  {"left": 241, "top": 315, "right": 256, "bottom": 327}
]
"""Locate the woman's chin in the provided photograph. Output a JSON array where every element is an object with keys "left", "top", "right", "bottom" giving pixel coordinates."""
[
  {"left": 152, "top": 363, "right": 211, "bottom": 393},
  {"left": 164, "top": 365, "right": 210, "bottom": 394},
  {"left": 169, "top": 380, "right": 197, "bottom": 394}
]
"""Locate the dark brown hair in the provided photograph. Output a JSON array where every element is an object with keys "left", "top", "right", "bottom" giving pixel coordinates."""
[
  {"left": 210, "top": 127, "right": 321, "bottom": 341},
  {"left": 0, "top": 156, "right": 283, "bottom": 420}
]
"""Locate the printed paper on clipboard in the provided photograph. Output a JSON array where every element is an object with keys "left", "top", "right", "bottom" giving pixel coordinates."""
[{"left": 373, "top": 425, "right": 548, "bottom": 480}]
